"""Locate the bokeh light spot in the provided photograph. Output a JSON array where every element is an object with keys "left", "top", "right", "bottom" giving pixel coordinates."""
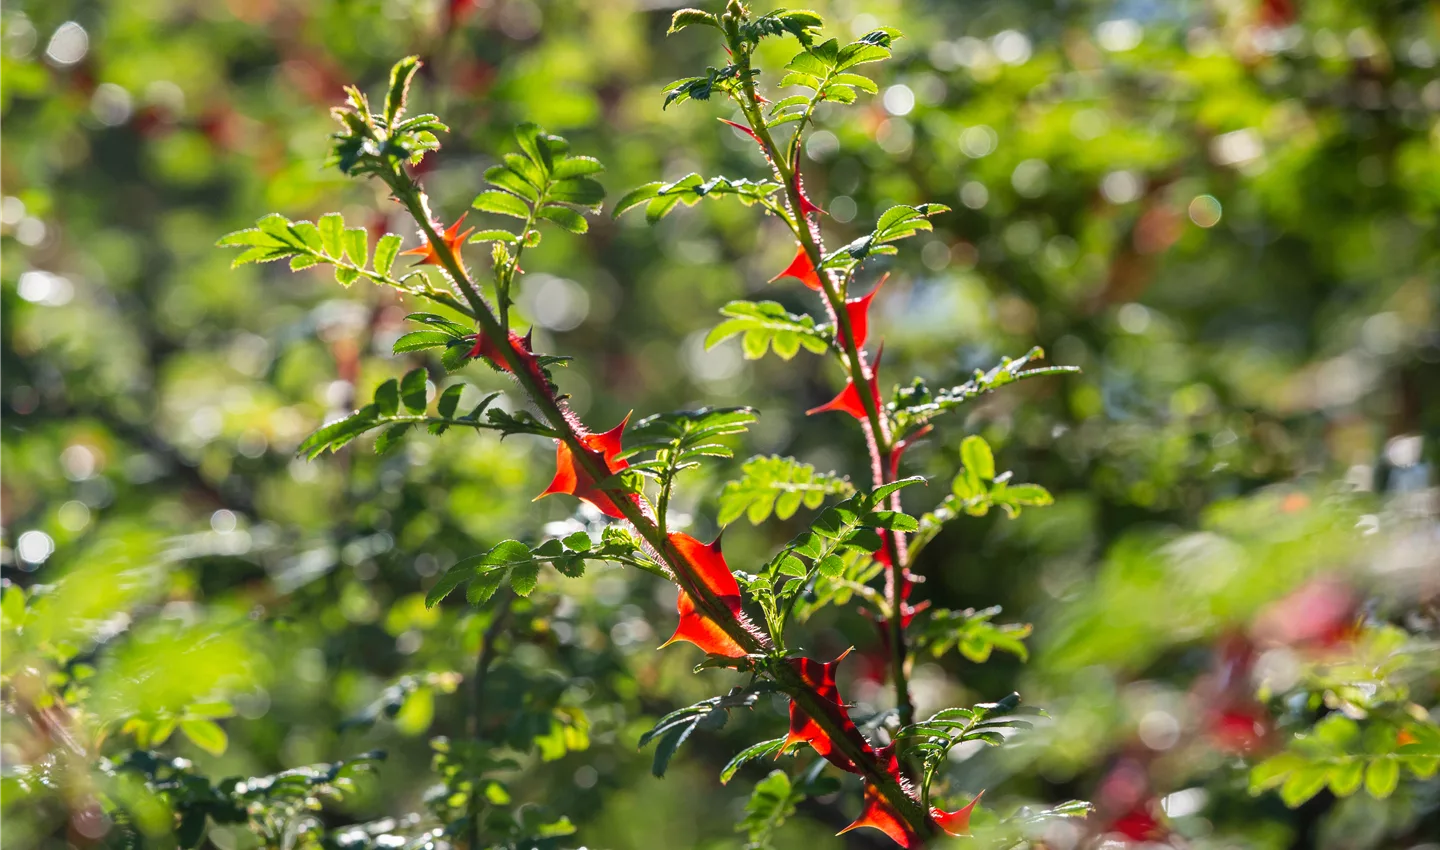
[
  {"left": 45, "top": 21, "right": 88, "bottom": 66},
  {"left": 1188, "top": 195, "right": 1222, "bottom": 227}
]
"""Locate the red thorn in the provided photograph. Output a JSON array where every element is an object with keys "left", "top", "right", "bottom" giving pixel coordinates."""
[
  {"left": 661, "top": 533, "right": 747, "bottom": 657},
  {"left": 792, "top": 166, "right": 824, "bottom": 217},
  {"left": 401, "top": 213, "right": 474, "bottom": 268},
  {"left": 807, "top": 346, "right": 884, "bottom": 421},
  {"left": 536, "top": 414, "right": 632, "bottom": 518},
  {"left": 769, "top": 245, "right": 823, "bottom": 291},
  {"left": 719, "top": 118, "right": 763, "bottom": 149},
  {"left": 844, "top": 273, "right": 887, "bottom": 349},
  {"left": 931, "top": 792, "right": 983, "bottom": 836},
  {"left": 839, "top": 783, "right": 923, "bottom": 848}
]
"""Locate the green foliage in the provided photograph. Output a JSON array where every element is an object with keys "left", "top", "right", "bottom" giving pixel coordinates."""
[
  {"left": 427, "top": 737, "right": 579, "bottom": 846},
  {"left": 915, "top": 606, "right": 1033, "bottom": 663},
  {"left": 614, "top": 174, "right": 784, "bottom": 222},
  {"left": 95, "top": 750, "right": 386, "bottom": 849},
  {"left": 737, "top": 764, "right": 839, "bottom": 850},
  {"left": 326, "top": 56, "right": 447, "bottom": 177},
  {"left": 819, "top": 204, "right": 949, "bottom": 275},
  {"left": 15, "top": 2, "right": 1440, "bottom": 848},
  {"left": 775, "top": 28, "right": 901, "bottom": 118},
  {"left": 719, "top": 737, "right": 787, "bottom": 784},
  {"left": 639, "top": 684, "right": 777, "bottom": 778},
  {"left": 295, "top": 371, "right": 541, "bottom": 459},
  {"left": 739, "top": 770, "right": 800, "bottom": 847},
  {"left": 946, "top": 435, "right": 1055, "bottom": 518},
  {"left": 1247, "top": 625, "right": 1440, "bottom": 807},
  {"left": 661, "top": 64, "right": 754, "bottom": 109},
  {"left": 619, "top": 407, "right": 757, "bottom": 473},
  {"left": 704, "top": 301, "right": 830, "bottom": 360},
  {"left": 426, "top": 526, "right": 654, "bottom": 607},
  {"left": 471, "top": 124, "right": 606, "bottom": 241},
  {"left": 747, "top": 477, "right": 926, "bottom": 638},
  {"left": 618, "top": 407, "right": 757, "bottom": 522},
  {"left": 1249, "top": 714, "right": 1439, "bottom": 807},
  {"left": 668, "top": 8, "right": 720, "bottom": 35},
  {"left": 890, "top": 348, "right": 1082, "bottom": 440},
  {"left": 963, "top": 799, "right": 1097, "bottom": 847},
  {"left": 737, "top": 9, "right": 825, "bottom": 47},
  {"left": 895, "top": 693, "right": 1049, "bottom": 808},
  {"left": 718, "top": 455, "right": 853, "bottom": 525},
  {"left": 216, "top": 213, "right": 405, "bottom": 287}
]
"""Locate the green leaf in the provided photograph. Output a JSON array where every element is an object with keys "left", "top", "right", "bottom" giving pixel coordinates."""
[
  {"left": 891, "top": 347, "right": 1079, "bottom": 439},
  {"left": 184, "top": 701, "right": 234, "bottom": 719},
  {"left": 1328, "top": 759, "right": 1365, "bottom": 797},
  {"left": 669, "top": 8, "right": 718, "bottom": 33},
  {"left": 1280, "top": 764, "right": 1330, "bottom": 807},
  {"left": 292, "top": 221, "right": 326, "bottom": 251},
  {"left": 469, "top": 229, "right": 519, "bottom": 244},
  {"left": 373, "top": 233, "right": 401, "bottom": 276},
  {"left": 393, "top": 331, "right": 453, "bottom": 353},
  {"left": 538, "top": 205, "right": 588, "bottom": 234},
  {"left": 179, "top": 719, "right": 228, "bottom": 756},
  {"left": 216, "top": 227, "right": 282, "bottom": 249},
  {"left": 406, "top": 313, "right": 470, "bottom": 337},
  {"left": 384, "top": 56, "right": 421, "bottom": 125},
  {"left": 837, "top": 43, "right": 891, "bottom": 70},
  {"left": 740, "top": 770, "right": 799, "bottom": 844},
  {"left": 1365, "top": 757, "right": 1400, "bottom": 799},
  {"left": 400, "top": 368, "right": 428, "bottom": 413},
  {"left": 832, "top": 72, "right": 879, "bottom": 94},
  {"left": 297, "top": 407, "right": 381, "bottom": 459},
  {"left": 436, "top": 383, "right": 464, "bottom": 419},
  {"left": 645, "top": 194, "right": 683, "bottom": 222},
  {"left": 373, "top": 379, "right": 400, "bottom": 416},
  {"left": 553, "top": 157, "right": 604, "bottom": 179},
  {"left": 510, "top": 562, "right": 541, "bottom": 597},
  {"left": 870, "top": 476, "right": 926, "bottom": 504},
  {"left": 485, "top": 165, "right": 540, "bottom": 201},
  {"left": 473, "top": 190, "right": 532, "bottom": 219},
  {"left": 719, "top": 456, "right": 852, "bottom": 525},
  {"left": 786, "top": 51, "right": 832, "bottom": 77},
  {"left": 512, "top": 123, "right": 551, "bottom": 174},
  {"left": 960, "top": 435, "right": 995, "bottom": 481},
  {"left": 343, "top": 228, "right": 369, "bottom": 267},
  {"left": 1001, "top": 483, "right": 1053, "bottom": 507},
  {"left": 467, "top": 571, "right": 506, "bottom": 605},
  {"left": 375, "top": 423, "right": 410, "bottom": 455},
  {"left": 227, "top": 245, "right": 297, "bottom": 267},
  {"left": 613, "top": 182, "right": 663, "bottom": 217},
  {"left": 705, "top": 301, "right": 828, "bottom": 360},
  {"left": 319, "top": 213, "right": 345, "bottom": 257},
  {"left": 483, "top": 540, "right": 531, "bottom": 566},
  {"left": 864, "top": 510, "right": 918, "bottom": 532},
  {"left": 256, "top": 213, "right": 297, "bottom": 243},
  {"left": 1250, "top": 752, "right": 1306, "bottom": 792},
  {"left": 548, "top": 177, "right": 605, "bottom": 207},
  {"left": 719, "top": 737, "right": 786, "bottom": 784},
  {"left": 427, "top": 562, "right": 475, "bottom": 607}
]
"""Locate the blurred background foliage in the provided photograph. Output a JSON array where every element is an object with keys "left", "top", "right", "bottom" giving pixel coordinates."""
[{"left": 2, "top": 0, "right": 1438, "bottom": 848}]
